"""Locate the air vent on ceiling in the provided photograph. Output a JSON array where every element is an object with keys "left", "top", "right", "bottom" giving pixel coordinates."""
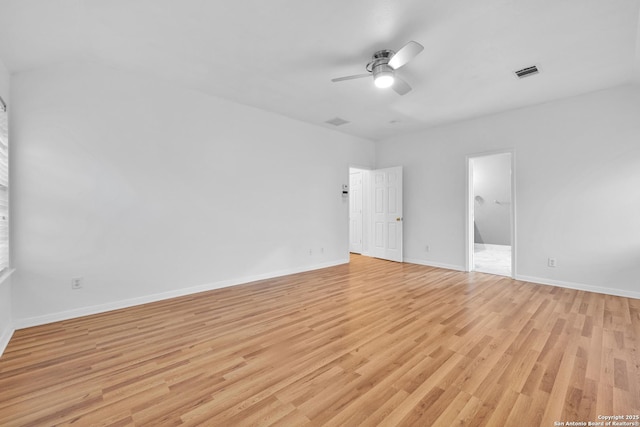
[
  {"left": 325, "top": 117, "right": 350, "bottom": 126},
  {"left": 514, "top": 65, "right": 540, "bottom": 79}
]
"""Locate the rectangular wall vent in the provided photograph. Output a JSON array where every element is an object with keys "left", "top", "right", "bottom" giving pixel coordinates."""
[
  {"left": 325, "top": 117, "right": 350, "bottom": 126},
  {"left": 514, "top": 65, "right": 539, "bottom": 79}
]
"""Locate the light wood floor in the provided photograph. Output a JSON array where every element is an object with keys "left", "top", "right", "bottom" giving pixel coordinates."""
[{"left": 1, "top": 255, "right": 639, "bottom": 426}]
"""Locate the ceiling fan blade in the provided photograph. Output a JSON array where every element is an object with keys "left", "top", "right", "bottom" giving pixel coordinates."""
[
  {"left": 388, "top": 41, "right": 424, "bottom": 70},
  {"left": 392, "top": 76, "right": 412, "bottom": 95},
  {"left": 331, "top": 73, "right": 371, "bottom": 82}
]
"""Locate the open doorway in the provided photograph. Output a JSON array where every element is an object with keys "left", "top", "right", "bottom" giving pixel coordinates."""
[{"left": 466, "top": 152, "right": 515, "bottom": 277}]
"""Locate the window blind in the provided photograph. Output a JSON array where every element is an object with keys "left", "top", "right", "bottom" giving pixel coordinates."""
[{"left": 0, "top": 97, "right": 8, "bottom": 273}]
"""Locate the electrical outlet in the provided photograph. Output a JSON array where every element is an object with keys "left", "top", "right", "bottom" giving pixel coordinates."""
[
  {"left": 548, "top": 258, "right": 557, "bottom": 268},
  {"left": 71, "top": 277, "right": 83, "bottom": 289},
  {"left": 425, "top": 245, "right": 430, "bottom": 252}
]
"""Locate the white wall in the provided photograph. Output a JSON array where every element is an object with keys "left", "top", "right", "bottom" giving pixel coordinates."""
[
  {"left": 5, "top": 57, "right": 639, "bottom": 338},
  {"left": 10, "top": 60, "right": 375, "bottom": 326},
  {"left": 377, "top": 84, "right": 640, "bottom": 298},
  {"left": 0, "top": 57, "right": 13, "bottom": 354}
]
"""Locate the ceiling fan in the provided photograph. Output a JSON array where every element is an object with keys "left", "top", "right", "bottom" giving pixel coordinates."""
[{"left": 331, "top": 41, "right": 424, "bottom": 95}]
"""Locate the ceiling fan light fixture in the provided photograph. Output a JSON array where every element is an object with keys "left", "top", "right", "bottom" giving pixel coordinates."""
[
  {"left": 374, "top": 72, "right": 394, "bottom": 88},
  {"left": 373, "top": 63, "right": 394, "bottom": 89}
]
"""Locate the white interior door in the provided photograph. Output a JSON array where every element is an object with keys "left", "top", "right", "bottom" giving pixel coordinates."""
[
  {"left": 349, "top": 170, "right": 363, "bottom": 253},
  {"left": 371, "top": 166, "right": 403, "bottom": 262}
]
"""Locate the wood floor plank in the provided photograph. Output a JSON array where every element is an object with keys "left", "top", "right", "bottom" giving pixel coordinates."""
[{"left": 1, "top": 254, "right": 638, "bottom": 425}]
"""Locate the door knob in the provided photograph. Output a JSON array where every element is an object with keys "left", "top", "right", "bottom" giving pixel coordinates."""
[{"left": 396, "top": 217, "right": 402, "bottom": 221}]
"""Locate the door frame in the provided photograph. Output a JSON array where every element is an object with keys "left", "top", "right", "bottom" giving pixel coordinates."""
[
  {"left": 348, "top": 165, "right": 403, "bottom": 262},
  {"left": 348, "top": 168, "right": 365, "bottom": 254},
  {"left": 465, "top": 149, "right": 516, "bottom": 277}
]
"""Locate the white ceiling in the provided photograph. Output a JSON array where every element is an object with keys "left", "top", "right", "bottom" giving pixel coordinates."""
[{"left": 1, "top": 0, "right": 639, "bottom": 141}]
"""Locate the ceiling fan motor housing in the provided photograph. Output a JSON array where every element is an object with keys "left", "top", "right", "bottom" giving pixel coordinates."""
[
  {"left": 368, "top": 50, "right": 395, "bottom": 87},
  {"left": 367, "top": 50, "right": 394, "bottom": 72},
  {"left": 372, "top": 63, "right": 393, "bottom": 76}
]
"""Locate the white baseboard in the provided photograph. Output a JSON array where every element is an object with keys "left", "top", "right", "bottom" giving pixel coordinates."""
[
  {"left": 404, "top": 258, "right": 466, "bottom": 272},
  {"left": 405, "top": 258, "right": 640, "bottom": 300},
  {"left": 14, "top": 258, "right": 349, "bottom": 330},
  {"left": 12, "top": 258, "right": 638, "bottom": 331},
  {"left": 516, "top": 275, "right": 640, "bottom": 300},
  {"left": 0, "top": 325, "right": 14, "bottom": 357}
]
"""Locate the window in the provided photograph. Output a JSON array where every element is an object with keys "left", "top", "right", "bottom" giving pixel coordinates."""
[{"left": 0, "top": 96, "right": 8, "bottom": 273}]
